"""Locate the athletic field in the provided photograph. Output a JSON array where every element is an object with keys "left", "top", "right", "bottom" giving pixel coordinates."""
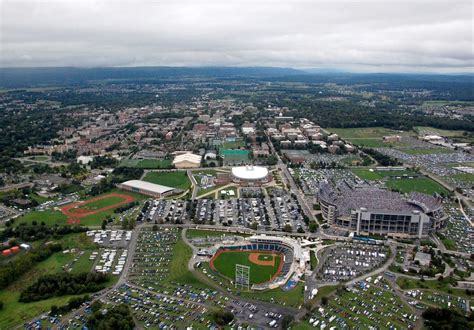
[
  {"left": 210, "top": 250, "right": 282, "bottom": 284},
  {"left": 61, "top": 193, "right": 135, "bottom": 224}
]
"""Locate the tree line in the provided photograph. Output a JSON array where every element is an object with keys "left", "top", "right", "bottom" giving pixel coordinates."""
[{"left": 19, "top": 272, "right": 108, "bottom": 302}]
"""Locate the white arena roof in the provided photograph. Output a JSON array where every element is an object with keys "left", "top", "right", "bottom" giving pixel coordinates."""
[
  {"left": 121, "top": 180, "right": 176, "bottom": 194},
  {"left": 231, "top": 166, "right": 269, "bottom": 181}
]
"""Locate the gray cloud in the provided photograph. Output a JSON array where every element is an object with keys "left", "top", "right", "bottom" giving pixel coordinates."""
[{"left": 1, "top": 0, "right": 473, "bottom": 72}]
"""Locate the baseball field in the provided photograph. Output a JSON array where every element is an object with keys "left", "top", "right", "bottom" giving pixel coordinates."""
[{"left": 210, "top": 250, "right": 283, "bottom": 284}]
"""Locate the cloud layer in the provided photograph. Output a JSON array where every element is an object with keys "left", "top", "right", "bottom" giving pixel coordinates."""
[{"left": 1, "top": 0, "right": 473, "bottom": 72}]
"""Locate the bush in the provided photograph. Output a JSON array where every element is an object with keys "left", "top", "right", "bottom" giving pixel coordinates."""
[{"left": 212, "top": 309, "right": 234, "bottom": 325}]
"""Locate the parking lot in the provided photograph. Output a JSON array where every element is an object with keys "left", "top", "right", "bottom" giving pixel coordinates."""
[
  {"left": 86, "top": 229, "right": 132, "bottom": 248},
  {"left": 405, "top": 289, "right": 469, "bottom": 313},
  {"left": 317, "top": 242, "right": 389, "bottom": 282},
  {"left": 141, "top": 192, "right": 308, "bottom": 232},
  {"left": 307, "top": 281, "right": 417, "bottom": 329},
  {"left": 129, "top": 227, "right": 178, "bottom": 290},
  {"left": 440, "top": 205, "right": 474, "bottom": 253}
]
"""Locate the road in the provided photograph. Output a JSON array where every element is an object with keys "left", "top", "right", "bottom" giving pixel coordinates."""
[{"left": 266, "top": 136, "right": 315, "bottom": 223}]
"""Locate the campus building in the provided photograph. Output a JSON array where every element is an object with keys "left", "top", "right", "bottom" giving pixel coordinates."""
[
  {"left": 172, "top": 153, "right": 202, "bottom": 169},
  {"left": 118, "top": 180, "right": 179, "bottom": 198},
  {"left": 318, "top": 182, "right": 446, "bottom": 238},
  {"left": 231, "top": 165, "right": 270, "bottom": 186}
]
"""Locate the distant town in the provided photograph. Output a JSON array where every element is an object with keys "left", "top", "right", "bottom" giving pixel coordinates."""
[{"left": 0, "top": 68, "right": 472, "bottom": 329}]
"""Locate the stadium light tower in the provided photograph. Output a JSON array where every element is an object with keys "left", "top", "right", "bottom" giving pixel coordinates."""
[{"left": 235, "top": 264, "right": 250, "bottom": 291}]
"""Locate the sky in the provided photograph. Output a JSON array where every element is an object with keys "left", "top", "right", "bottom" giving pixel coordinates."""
[{"left": 1, "top": 0, "right": 473, "bottom": 73}]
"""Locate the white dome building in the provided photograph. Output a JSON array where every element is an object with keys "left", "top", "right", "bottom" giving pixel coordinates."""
[{"left": 231, "top": 166, "right": 270, "bottom": 185}]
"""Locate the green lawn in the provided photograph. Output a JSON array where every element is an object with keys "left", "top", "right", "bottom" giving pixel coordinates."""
[
  {"left": 449, "top": 173, "right": 474, "bottom": 184},
  {"left": 14, "top": 209, "right": 68, "bottom": 227},
  {"left": 119, "top": 159, "right": 173, "bottom": 169},
  {"left": 240, "top": 282, "right": 304, "bottom": 307},
  {"left": 71, "top": 251, "right": 95, "bottom": 273},
  {"left": 352, "top": 168, "right": 417, "bottom": 181},
  {"left": 219, "top": 186, "right": 238, "bottom": 198},
  {"left": 327, "top": 127, "right": 414, "bottom": 148},
  {"left": 386, "top": 177, "right": 450, "bottom": 195},
  {"left": 327, "top": 127, "right": 409, "bottom": 139},
  {"left": 143, "top": 171, "right": 191, "bottom": 190},
  {"left": 396, "top": 277, "right": 471, "bottom": 298},
  {"left": 0, "top": 233, "right": 99, "bottom": 328},
  {"left": 221, "top": 140, "right": 245, "bottom": 149},
  {"left": 80, "top": 196, "right": 125, "bottom": 211},
  {"left": 213, "top": 251, "right": 281, "bottom": 284},
  {"left": 415, "top": 126, "right": 468, "bottom": 137},
  {"left": 14, "top": 189, "right": 144, "bottom": 228},
  {"left": 186, "top": 229, "right": 249, "bottom": 239}
]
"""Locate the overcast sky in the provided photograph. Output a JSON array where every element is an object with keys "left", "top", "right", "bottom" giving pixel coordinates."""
[{"left": 1, "top": 0, "right": 473, "bottom": 73}]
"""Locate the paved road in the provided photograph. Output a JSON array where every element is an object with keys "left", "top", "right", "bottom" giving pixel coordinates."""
[{"left": 267, "top": 136, "right": 315, "bottom": 223}]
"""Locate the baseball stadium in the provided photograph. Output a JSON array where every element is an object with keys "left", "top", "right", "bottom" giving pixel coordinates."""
[{"left": 209, "top": 235, "right": 306, "bottom": 290}]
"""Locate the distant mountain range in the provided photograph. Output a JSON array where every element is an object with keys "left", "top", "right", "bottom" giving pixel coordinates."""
[{"left": 0, "top": 66, "right": 472, "bottom": 88}]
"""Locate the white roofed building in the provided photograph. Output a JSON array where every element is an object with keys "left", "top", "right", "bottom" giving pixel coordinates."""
[
  {"left": 173, "top": 153, "right": 202, "bottom": 169},
  {"left": 231, "top": 165, "right": 270, "bottom": 186},
  {"left": 118, "top": 180, "right": 179, "bottom": 198}
]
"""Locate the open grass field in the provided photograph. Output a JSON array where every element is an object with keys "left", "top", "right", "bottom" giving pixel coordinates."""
[
  {"left": 352, "top": 168, "right": 417, "bottom": 181},
  {"left": 143, "top": 171, "right": 191, "bottom": 190},
  {"left": 415, "top": 126, "right": 468, "bottom": 137},
  {"left": 386, "top": 177, "right": 450, "bottom": 195},
  {"left": 211, "top": 250, "right": 282, "bottom": 284},
  {"left": 449, "top": 173, "right": 474, "bottom": 184},
  {"left": 14, "top": 209, "right": 68, "bottom": 227},
  {"left": 221, "top": 140, "right": 245, "bottom": 149},
  {"left": 0, "top": 233, "right": 100, "bottom": 329},
  {"left": 327, "top": 127, "right": 414, "bottom": 148},
  {"left": 119, "top": 159, "right": 173, "bottom": 169},
  {"left": 186, "top": 228, "right": 250, "bottom": 239},
  {"left": 396, "top": 277, "right": 471, "bottom": 299}
]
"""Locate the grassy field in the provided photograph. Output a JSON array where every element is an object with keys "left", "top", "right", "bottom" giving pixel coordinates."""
[
  {"left": 79, "top": 196, "right": 125, "bottom": 210},
  {"left": 219, "top": 186, "right": 238, "bottom": 198},
  {"left": 143, "top": 171, "right": 191, "bottom": 190},
  {"left": 396, "top": 277, "right": 471, "bottom": 298},
  {"left": 221, "top": 140, "right": 245, "bottom": 149},
  {"left": 415, "top": 126, "right": 468, "bottom": 137},
  {"left": 352, "top": 168, "right": 417, "bottom": 181},
  {"left": 13, "top": 189, "right": 144, "bottom": 227},
  {"left": 327, "top": 127, "right": 414, "bottom": 148},
  {"left": 119, "top": 159, "right": 173, "bottom": 169},
  {"left": 186, "top": 228, "right": 249, "bottom": 239},
  {"left": 0, "top": 233, "right": 99, "bottom": 328},
  {"left": 14, "top": 209, "right": 68, "bottom": 226},
  {"left": 327, "top": 127, "right": 410, "bottom": 139},
  {"left": 213, "top": 251, "right": 281, "bottom": 284},
  {"left": 449, "top": 173, "right": 474, "bottom": 184},
  {"left": 386, "top": 177, "right": 450, "bottom": 195}
]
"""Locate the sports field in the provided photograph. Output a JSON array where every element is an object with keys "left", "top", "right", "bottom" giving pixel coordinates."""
[
  {"left": 61, "top": 193, "right": 135, "bottom": 222},
  {"left": 386, "top": 177, "right": 450, "bottom": 195},
  {"left": 143, "top": 171, "right": 191, "bottom": 190},
  {"left": 210, "top": 250, "right": 282, "bottom": 284},
  {"left": 119, "top": 159, "right": 172, "bottom": 169}
]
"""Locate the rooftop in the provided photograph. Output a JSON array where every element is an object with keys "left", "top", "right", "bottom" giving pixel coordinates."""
[{"left": 121, "top": 180, "right": 176, "bottom": 194}]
